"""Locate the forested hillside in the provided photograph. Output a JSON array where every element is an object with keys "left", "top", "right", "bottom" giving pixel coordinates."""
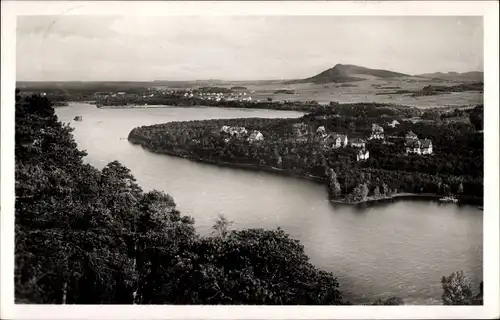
[{"left": 14, "top": 90, "right": 345, "bottom": 305}]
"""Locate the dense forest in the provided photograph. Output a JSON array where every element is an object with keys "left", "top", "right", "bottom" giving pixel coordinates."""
[
  {"left": 129, "top": 103, "right": 484, "bottom": 204},
  {"left": 98, "top": 93, "right": 325, "bottom": 112},
  {"left": 14, "top": 91, "right": 483, "bottom": 305}
]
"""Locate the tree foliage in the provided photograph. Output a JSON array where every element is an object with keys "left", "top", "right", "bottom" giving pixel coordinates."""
[
  {"left": 212, "top": 214, "right": 233, "bottom": 238},
  {"left": 441, "top": 271, "right": 474, "bottom": 305},
  {"left": 468, "top": 105, "right": 484, "bottom": 131}
]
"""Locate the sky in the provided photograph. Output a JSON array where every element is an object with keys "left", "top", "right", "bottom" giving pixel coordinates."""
[{"left": 16, "top": 16, "right": 484, "bottom": 81}]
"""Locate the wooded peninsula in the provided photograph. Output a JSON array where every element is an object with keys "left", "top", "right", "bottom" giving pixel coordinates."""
[{"left": 129, "top": 103, "right": 484, "bottom": 204}]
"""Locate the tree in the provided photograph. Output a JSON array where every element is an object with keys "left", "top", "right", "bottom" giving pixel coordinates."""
[
  {"left": 347, "top": 121, "right": 356, "bottom": 132},
  {"left": 327, "top": 168, "right": 342, "bottom": 198},
  {"left": 457, "top": 182, "right": 464, "bottom": 195},
  {"left": 360, "top": 183, "right": 369, "bottom": 200},
  {"left": 469, "top": 106, "right": 483, "bottom": 131},
  {"left": 348, "top": 183, "right": 369, "bottom": 203},
  {"left": 170, "top": 228, "right": 345, "bottom": 305},
  {"left": 472, "top": 282, "right": 483, "bottom": 305},
  {"left": 441, "top": 271, "right": 473, "bottom": 305},
  {"left": 373, "top": 186, "right": 381, "bottom": 198},
  {"left": 382, "top": 183, "right": 389, "bottom": 196},
  {"left": 134, "top": 190, "right": 197, "bottom": 304},
  {"left": 212, "top": 214, "right": 233, "bottom": 238},
  {"left": 422, "top": 110, "right": 440, "bottom": 121},
  {"left": 442, "top": 183, "right": 451, "bottom": 196}
]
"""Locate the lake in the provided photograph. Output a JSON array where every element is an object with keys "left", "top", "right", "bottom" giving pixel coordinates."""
[{"left": 56, "top": 102, "right": 483, "bottom": 305}]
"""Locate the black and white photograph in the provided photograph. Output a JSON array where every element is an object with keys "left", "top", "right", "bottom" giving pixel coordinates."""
[{"left": 1, "top": 1, "right": 499, "bottom": 319}]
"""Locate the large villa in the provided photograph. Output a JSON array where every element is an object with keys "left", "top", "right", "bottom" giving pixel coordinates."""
[{"left": 405, "top": 131, "right": 433, "bottom": 155}]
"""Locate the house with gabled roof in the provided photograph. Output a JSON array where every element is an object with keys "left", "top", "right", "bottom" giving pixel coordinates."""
[
  {"left": 388, "top": 120, "right": 400, "bottom": 128},
  {"left": 333, "top": 133, "right": 348, "bottom": 148},
  {"left": 220, "top": 126, "right": 248, "bottom": 138},
  {"left": 406, "top": 139, "right": 422, "bottom": 154},
  {"left": 420, "top": 139, "right": 433, "bottom": 154},
  {"left": 247, "top": 130, "right": 264, "bottom": 143},
  {"left": 349, "top": 138, "right": 366, "bottom": 148},
  {"left": 356, "top": 149, "right": 370, "bottom": 162},
  {"left": 316, "top": 126, "right": 327, "bottom": 139},
  {"left": 406, "top": 138, "right": 433, "bottom": 155},
  {"left": 405, "top": 131, "right": 418, "bottom": 141},
  {"left": 369, "top": 123, "right": 385, "bottom": 140},
  {"left": 324, "top": 133, "right": 348, "bottom": 148}
]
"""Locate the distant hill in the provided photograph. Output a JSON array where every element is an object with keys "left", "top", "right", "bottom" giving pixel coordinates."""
[
  {"left": 416, "top": 71, "right": 483, "bottom": 82},
  {"left": 288, "top": 64, "right": 410, "bottom": 84}
]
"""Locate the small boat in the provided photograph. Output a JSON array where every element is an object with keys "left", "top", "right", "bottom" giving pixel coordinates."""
[
  {"left": 74, "top": 116, "right": 83, "bottom": 121},
  {"left": 439, "top": 195, "right": 458, "bottom": 203}
]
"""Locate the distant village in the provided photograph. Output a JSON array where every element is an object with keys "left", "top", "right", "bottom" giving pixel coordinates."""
[
  {"left": 91, "top": 88, "right": 257, "bottom": 104},
  {"left": 182, "top": 90, "right": 253, "bottom": 102},
  {"left": 90, "top": 87, "right": 325, "bottom": 108}
]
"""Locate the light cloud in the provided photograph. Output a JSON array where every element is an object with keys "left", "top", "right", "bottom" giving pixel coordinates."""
[{"left": 16, "top": 16, "right": 484, "bottom": 81}]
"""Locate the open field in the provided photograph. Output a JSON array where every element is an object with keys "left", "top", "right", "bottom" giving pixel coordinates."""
[
  {"left": 153, "top": 78, "right": 483, "bottom": 108},
  {"left": 18, "top": 77, "right": 483, "bottom": 109},
  {"left": 247, "top": 81, "right": 482, "bottom": 107}
]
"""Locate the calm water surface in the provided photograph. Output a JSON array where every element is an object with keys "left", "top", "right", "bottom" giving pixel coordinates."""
[{"left": 56, "top": 103, "right": 483, "bottom": 305}]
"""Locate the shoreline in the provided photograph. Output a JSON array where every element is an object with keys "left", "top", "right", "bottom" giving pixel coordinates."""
[
  {"left": 97, "top": 104, "right": 197, "bottom": 109},
  {"left": 331, "top": 193, "right": 443, "bottom": 205},
  {"left": 129, "top": 137, "right": 483, "bottom": 207},
  {"left": 93, "top": 102, "right": 316, "bottom": 112},
  {"left": 97, "top": 104, "right": 306, "bottom": 114},
  {"left": 130, "top": 141, "right": 326, "bottom": 184},
  {"left": 331, "top": 192, "right": 482, "bottom": 206},
  {"left": 65, "top": 99, "right": 481, "bottom": 112},
  {"left": 70, "top": 102, "right": 307, "bottom": 114}
]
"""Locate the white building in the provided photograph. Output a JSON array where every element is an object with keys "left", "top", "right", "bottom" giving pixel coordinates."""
[
  {"left": 356, "top": 149, "right": 370, "bottom": 161},
  {"left": 421, "top": 139, "right": 433, "bottom": 154},
  {"left": 388, "top": 120, "right": 400, "bottom": 128},
  {"left": 349, "top": 138, "right": 366, "bottom": 148},
  {"left": 247, "top": 130, "right": 264, "bottom": 142},
  {"left": 220, "top": 126, "right": 248, "bottom": 138},
  {"left": 369, "top": 123, "right": 385, "bottom": 140},
  {"left": 326, "top": 133, "right": 348, "bottom": 148},
  {"left": 406, "top": 139, "right": 433, "bottom": 155}
]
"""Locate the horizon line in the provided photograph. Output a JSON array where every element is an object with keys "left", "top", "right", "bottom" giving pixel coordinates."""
[
  {"left": 16, "top": 64, "right": 484, "bottom": 83},
  {"left": 15, "top": 70, "right": 484, "bottom": 83}
]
